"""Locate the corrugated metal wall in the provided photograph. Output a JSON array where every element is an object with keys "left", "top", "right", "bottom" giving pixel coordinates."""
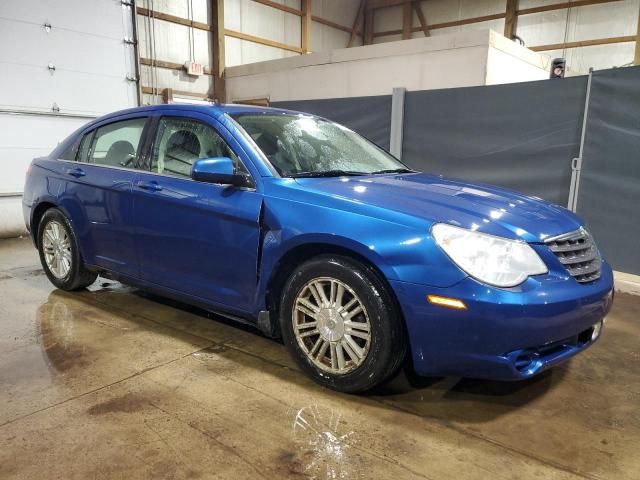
[{"left": 372, "top": 0, "right": 640, "bottom": 74}]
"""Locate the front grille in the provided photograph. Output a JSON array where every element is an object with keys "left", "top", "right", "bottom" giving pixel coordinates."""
[{"left": 545, "top": 228, "right": 601, "bottom": 283}]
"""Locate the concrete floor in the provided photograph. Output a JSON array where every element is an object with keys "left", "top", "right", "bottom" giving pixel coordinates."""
[{"left": 0, "top": 237, "right": 638, "bottom": 480}]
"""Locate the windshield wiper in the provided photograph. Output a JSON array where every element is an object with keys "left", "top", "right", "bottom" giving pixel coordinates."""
[
  {"left": 370, "top": 168, "right": 416, "bottom": 174},
  {"left": 288, "top": 169, "right": 368, "bottom": 178}
]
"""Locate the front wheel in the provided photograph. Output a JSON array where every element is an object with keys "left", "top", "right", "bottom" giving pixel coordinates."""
[
  {"left": 280, "top": 255, "right": 406, "bottom": 393},
  {"left": 37, "top": 208, "right": 97, "bottom": 291}
]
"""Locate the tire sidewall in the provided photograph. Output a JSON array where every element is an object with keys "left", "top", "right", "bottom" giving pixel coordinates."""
[
  {"left": 280, "top": 255, "right": 400, "bottom": 393},
  {"left": 37, "top": 208, "right": 84, "bottom": 290}
]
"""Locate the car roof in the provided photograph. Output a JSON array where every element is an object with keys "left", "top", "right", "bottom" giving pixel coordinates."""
[{"left": 96, "top": 103, "right": 306, "bottom": 122}]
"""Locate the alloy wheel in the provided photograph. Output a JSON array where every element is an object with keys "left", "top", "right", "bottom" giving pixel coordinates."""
[
  {"left": 42, "top": 220, "right": 72, "bottom": 279},
  {"left": 292, "top": 277, "right": 372, "bottom": 374}
]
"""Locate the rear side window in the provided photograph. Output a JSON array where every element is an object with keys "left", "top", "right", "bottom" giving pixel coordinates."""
[
  {"left": 59, "top": 137, "right": 80, "bottom": 160},
  {"left": 83, "top": 118, "right": 147, "bottom": 168}
]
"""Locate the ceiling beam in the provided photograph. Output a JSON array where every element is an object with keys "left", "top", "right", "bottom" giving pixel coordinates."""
[
  {"left": 530, "top": 35, "right": 636, "bottom": 51},
  {"left": 348, "top": 0, "right": 367, "bottom": 47},
  {"left": 413, "top": 1, "right": 430, "bottom": 37},
  {"left": 516, "top": 0, "right": 621, "bottom": 15}
]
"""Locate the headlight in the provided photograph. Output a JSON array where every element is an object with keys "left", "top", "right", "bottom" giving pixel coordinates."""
[{"left": 432, "top": 223, "right": 547, "bottom": 287}]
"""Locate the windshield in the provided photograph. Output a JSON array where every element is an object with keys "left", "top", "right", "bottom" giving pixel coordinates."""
[{"left": 230, "top": 113, "right": 410, "bottom": 177}]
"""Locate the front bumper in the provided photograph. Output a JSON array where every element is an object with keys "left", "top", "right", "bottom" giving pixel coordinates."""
[{"left": 391, "top": 261, "right": 614, "bottom": 380}]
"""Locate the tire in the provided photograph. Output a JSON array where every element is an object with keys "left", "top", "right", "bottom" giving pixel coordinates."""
[
  {"left": 280, "top": 254, "right": 406, "bottom": 393},
  {"left": 37, "top": 208, "right": 97, "bottom": 291}
]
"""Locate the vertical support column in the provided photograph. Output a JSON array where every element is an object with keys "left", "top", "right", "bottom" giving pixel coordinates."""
[
  {"left": 302, "top": 0, "right": 312, "bottom": 54},
  {"left": 211, "top": 0, "right": 226, "bottom": 103},
  {"left": 504, "top": 0, "right": 518, "bottom": 40},
  {"left": 402, "top": 1, "right": 412, "bottom": 40},
  {"left": 635, "top": 4, "right": 640, "bottom": 65},
  {"left": 364, "top": 8, "right": 374, "bottom": 45},
  {"left": 390, "top": 87, "right": 406, "bottom": 159},
  {"left": 567, "top": 68, "right": 593, "bottom": 212}
]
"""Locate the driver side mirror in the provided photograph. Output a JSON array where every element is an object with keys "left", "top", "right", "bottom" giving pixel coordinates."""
[{"left": 191, "top": 157, "right": 253, "bottom": 188}]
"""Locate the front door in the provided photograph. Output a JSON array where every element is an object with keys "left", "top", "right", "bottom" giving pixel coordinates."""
[{"left": 132, "top": 113, "right": 262, "bottom": 313}]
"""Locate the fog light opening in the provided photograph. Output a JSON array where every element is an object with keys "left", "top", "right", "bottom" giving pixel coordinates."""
[
  {"left": 591, "top": 321, "right": 603, "bottom": 341},
  {"left": 427, "top": 295, "right": 467, "bottom": 310}
]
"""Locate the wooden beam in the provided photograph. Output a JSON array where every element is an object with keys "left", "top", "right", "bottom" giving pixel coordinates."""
[
  {"left": 530, "top": 35, "right": 636, "bottom": 51},
  {"left": 516, "top": 0, "right": 621, "bottom": 16},
  {"left": 348, "top": 0, "right": 367, "bottom": 47},
  {"left": 367, "top": 0, "right": 407, "bottom": 10},
  {"left": 211, "top": 0, "right": 226, "bottom": 103},
  {"left": 504, "top": 0, "right": 518, "bottom": 39},
  {"left": 250, "top": 0, "right": 302, "bottom": 16},
  {"left": 142, "top": 86, "right": 212, "bottom": 100},
  {"left": 402, "top": 1, "right": 412, "bottom": 40},
  {"left": 374, "top": 12, "right": 506, "bottom": 37},
  {"left": 413, "top": 1, "right": 430, "bottom": 37},
  {"left": 301, "top": 0, "right": 312, "bottom": 53},
  {"left": 224, "top": 29, "right": 303, "bottom": 53},
  {"left": 364, "top": 8, "right": 375, "bottom": 45},
  {"left": 136, "top": 6, "right": 210, "bottom": 31},
  {"left": 313, "top": 16, "right": 358, "bottom": 35},
  {"left": 635, "top": 3, "right": 640, "bottom": 65},
  {"left": 140, "top": 57, "right": 212, "bottom": 75}
]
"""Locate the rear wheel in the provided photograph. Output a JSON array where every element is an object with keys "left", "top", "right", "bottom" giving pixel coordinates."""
[
  {"left": 38, "top": 208, "right": 97, "bottom": 291},
  {"left": 280, "top": 255, "right": 406, "bottom": 393}
]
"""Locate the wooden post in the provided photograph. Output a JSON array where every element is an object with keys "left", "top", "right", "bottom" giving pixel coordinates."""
[
  {"left": 635, "top": 4, "right": 640, "bottom": 64},
  {"left": 413, "top": 0, "right": 429, "bottom": 37},
  {"left": 504, "top": 0, "right": 518, "bottom": 40},
  {"left": 302, "top": 0, "right": 312, "bottom": 53},
  {"left": 348, "top": 0, "right": 367, "bottom": 47},
  {"left": 364, "top": 8, "right": 374, "bottom": 45},
  {"left": 210, "top": 0, "right": 226, "bottom": 102},
  {"left": 402, "top": 0, "right": 412, "bottom": 40}
]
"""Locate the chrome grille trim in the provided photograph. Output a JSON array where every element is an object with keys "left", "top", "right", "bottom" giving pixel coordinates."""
[{"left": 544, "top": 228, "right": 601, "bottom": 283}]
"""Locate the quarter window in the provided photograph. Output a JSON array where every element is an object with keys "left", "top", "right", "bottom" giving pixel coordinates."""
[
  {"left": 151, "top": 117, "right": 247, "bottom": 178},
  {"left": 85, "top": 118, "right": 147, "bottom": 168}
]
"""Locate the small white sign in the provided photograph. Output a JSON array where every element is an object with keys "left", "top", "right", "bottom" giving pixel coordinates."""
[{"left": 185, "top": 61, "right": 203, "bottom": 76}]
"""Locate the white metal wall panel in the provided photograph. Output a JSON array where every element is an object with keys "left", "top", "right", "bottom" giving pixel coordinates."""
[
  {"left": 137, "top": 16, "right": 212, "bottom": 67},
  {"left": 0, "top": 0, "right": 138, "bottom": 236},
  {"left": 311, "top": 0, "right": 361, "bottom": 51},
  {"left": 0, "top": 114, "right": 88, "bottom": 194},
  {"left": 373, "top": 0, "right": 639, "bottom": 73}
]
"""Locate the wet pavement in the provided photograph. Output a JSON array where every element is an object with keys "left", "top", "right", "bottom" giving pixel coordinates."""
[{"left": 0, "top": 236, "right": 638, "bottom": 479}]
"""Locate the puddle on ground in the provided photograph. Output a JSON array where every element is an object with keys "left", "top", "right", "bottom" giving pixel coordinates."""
[{"left": 286, "top": 404, "right": 365, "bottom": 480}]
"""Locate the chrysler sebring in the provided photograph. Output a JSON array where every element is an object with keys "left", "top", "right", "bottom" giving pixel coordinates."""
[{"left": 23, "top": 104, "right": 614, "bottom": 393}]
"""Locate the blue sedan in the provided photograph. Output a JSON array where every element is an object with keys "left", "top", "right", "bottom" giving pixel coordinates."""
[{"left": 23, "top": 104, "right": 614, "bottom": 393}]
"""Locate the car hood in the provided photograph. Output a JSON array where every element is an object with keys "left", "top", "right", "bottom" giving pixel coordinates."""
[{"left": 293, "top": 173, "right": 582, "bottom": 243}]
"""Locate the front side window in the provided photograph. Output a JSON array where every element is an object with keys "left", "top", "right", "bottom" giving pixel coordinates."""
[
  {"left": 231, "top": 114, "right": 409, "bottom": 177},
  {"left": 151, "top": 117, "right": 246, "bottom": 179},
  {"left": 85, "top": 117, "right": 146, "bottom": 168}
]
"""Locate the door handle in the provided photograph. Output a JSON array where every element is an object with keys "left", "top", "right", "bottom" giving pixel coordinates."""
[
  {"left": 65, "top": 167, "right": 86, "bottom": 178},
  {"left": 136, "top": 180, "right": 163, "bottom": 192}
]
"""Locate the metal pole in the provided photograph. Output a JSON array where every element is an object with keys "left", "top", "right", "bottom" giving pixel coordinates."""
[
  {"left": 390, "top": 87, "right": 406, "bottom": 159},
  {"left": 129, "top": 0, "right": 143, "bottom": 106},
  {"left": 567, "top": 68, "right": 593, "bottom": 212}
]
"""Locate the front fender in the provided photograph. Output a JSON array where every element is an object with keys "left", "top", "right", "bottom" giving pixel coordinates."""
[{"left": 253, "top": 193, "right": 467, "bottom": 313}]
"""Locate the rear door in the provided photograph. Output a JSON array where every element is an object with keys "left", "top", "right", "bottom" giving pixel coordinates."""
[
  {"left": 63, "top": 115, "right": 150, "bottom": 277},
  {"left": 132, "top": 111, "right": 262, "bottom": 312}
]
